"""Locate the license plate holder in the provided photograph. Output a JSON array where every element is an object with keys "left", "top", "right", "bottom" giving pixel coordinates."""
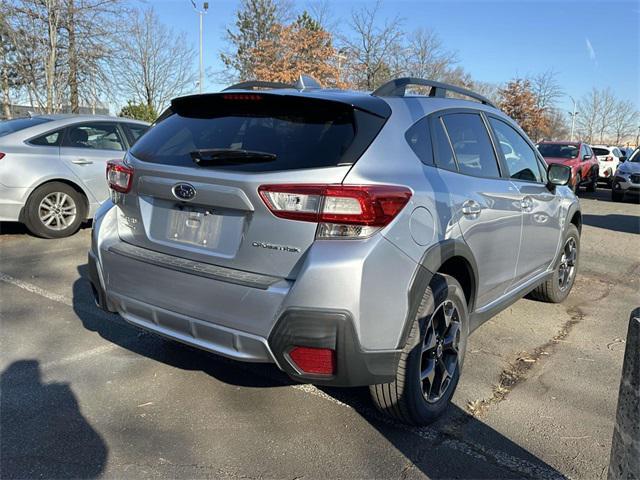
[{"left": 165, "top": 205, "right": 222, "bottom": 248}]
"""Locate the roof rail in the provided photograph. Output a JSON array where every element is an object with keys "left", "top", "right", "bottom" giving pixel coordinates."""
[
  {"left": 223, "top": 80, "right": 295, "bottom": 91},
  {"left": 372, "top": 77, "right": 497, "bottom": 108}
]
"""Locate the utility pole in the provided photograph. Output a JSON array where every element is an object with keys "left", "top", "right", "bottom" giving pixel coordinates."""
[
  {"left": 568, "top": 95, "right": 577, "bottom": 141},
  {"left": 190, "top": 1, "right": 208, "bottom": 94}
]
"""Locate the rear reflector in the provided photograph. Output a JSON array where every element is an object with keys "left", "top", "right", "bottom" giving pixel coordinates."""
[
  {"left": 289, "top": 346, "right": 336, "bottom": 375},
  {"left": 258, "top": 184, "right": 412, "bottom": 238},
  {"left": 106, "top": 159, "right": 134, "bottom": 193}
]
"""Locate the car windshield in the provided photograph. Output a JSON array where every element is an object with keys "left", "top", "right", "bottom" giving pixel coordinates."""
[
  {"left": 629, "top": 149, "right": 640, "bottom": 162},
  {"left": 0, "top": 117, "right": 52, "bottom": 137},
  {"left": 537, "top": 143, "right": 579, "bottom": 159}
]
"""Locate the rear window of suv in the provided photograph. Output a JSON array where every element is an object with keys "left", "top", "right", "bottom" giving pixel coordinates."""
[
  {"left": 592, "top": 147, "right": 610, "bottom": 156},
  {"left": 130, "top": 94, "right": 385, "bottom": 172}
]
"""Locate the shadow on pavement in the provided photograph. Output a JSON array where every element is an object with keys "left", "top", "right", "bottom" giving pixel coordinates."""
[
  {"left": 71, "top": 264, "right": 564, "bottom": 479},
  {"left": 582, "top": 213, "right": 640, "bottom": 235},
  {"left": 0, "top": 360, "right": 107, "bottom": 479}
]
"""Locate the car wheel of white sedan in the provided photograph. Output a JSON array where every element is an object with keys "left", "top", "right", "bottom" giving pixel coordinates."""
[{"left": 24, "top": 182, "right": 87, "bottom": 238}]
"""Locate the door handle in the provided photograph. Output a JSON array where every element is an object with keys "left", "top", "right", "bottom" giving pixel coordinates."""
[
  {"left": 71, "top": 158, "right": 93, "bottom": 165},
  {"left": 462, "top": 200, "right": 482, "bottom": 216},
  {"left": 520, "top": 196, "right": 533, "bottom": 212}
]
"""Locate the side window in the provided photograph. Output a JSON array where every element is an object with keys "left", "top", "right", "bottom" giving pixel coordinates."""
[
  {"left": 63, "top": 123, "right": 125, "bottom": 151},
  {"left": 29, "top": 129, "right": 63, "bottom": 147},
  {"left": 405, "top": 117, "right": 433, "bottom": 165},
  {"left": 124, "top": 123, "right": 149, "bottom": 146},
  {"left": 580, "top": 144, "right": 588, "bottom": 159},
  {"left": 442, "top": 113, "right": 500, "bottom": 178},
  {"left": 431, "top": 118, "right": 457, "bottom": 172},
  {"left": 489, "top": 118, "right": 542, "bottom": 183}
]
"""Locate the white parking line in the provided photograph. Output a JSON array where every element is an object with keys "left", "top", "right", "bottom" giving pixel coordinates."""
[
  {"left": 1, "top": 270, "right": 564, "bottom": 479},
  {"left": 0, "top": 271, "right": 73, "bottom": 306}
]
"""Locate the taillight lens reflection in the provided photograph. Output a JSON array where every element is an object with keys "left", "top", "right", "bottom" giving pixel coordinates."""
[{"left": 106, "top": 160, "right": 134, "bottom": 193}]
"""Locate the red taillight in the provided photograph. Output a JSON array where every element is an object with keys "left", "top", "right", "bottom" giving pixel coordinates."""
[
  {"left": 106, "top": 159, "right": 134, "bottom": 193},
  {"left": 605, "top": 156, "right": 614, "bottom": 162},
  {"left": 289, "top": 346, "right": 336, "bottom": 375},
  {"left": 0, "top": 152, "right": 5, "bottom": 160},
  {"left": 258, "top": 184, "right": 412, "bottom": 239}
]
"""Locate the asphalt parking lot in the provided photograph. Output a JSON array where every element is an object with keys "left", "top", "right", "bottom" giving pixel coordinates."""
[{"left": 1, "top": 189, "right": 638, "bottom": 479}]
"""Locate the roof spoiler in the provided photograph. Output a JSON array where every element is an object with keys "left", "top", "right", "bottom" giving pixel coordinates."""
[{"left": 372, "top": 77, "right": 497, "bottom": 109}]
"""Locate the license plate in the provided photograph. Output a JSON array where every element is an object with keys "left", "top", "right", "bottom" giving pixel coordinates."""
[{"left": 166, "top": 205, "right": 223, "bottom": 247}]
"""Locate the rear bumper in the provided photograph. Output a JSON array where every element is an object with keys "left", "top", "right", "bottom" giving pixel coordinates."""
[{"left": 88, "top": 248, "right": 400, "bottom": 384}]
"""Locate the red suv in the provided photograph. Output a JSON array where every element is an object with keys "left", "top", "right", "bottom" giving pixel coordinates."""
[{"left": 537, "top": 141, "right": 599, "bottom": 193}]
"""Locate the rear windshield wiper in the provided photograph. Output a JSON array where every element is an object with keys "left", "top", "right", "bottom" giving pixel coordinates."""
[{"left": 190, "top": 148, "right": 277, "bottom": 165}]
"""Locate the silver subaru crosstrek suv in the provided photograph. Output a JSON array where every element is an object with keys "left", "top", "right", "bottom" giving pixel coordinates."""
[{"left": 89, "top": 77, "right": 581, "bottom": 425}]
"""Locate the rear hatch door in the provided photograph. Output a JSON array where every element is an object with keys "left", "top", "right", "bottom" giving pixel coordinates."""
[{"left": 116, "top": 92, "right": 387, "bottom": 279}]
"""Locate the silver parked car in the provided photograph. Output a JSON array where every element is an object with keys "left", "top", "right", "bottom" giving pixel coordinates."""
[
  {"left": 89, "top": 77, "right": 580, "bottom": 425},
  {"left": 0, "top": 115, "right": 149, "bottom": 237},
  {"left": 612, "top": 147, "right": 640, "bottom": 201}
]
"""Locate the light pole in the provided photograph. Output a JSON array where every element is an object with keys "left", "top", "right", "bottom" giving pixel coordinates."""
[
  {"left": 567, "top": 95, "right": 577, "bottom": 141},
  {"left": 191, "top": 1, "right": 208, "bottom": 94}
]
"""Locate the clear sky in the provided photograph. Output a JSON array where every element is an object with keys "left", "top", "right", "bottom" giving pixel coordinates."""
[{"left": 136, "top": 0, "right": 640, "bottom": 114}]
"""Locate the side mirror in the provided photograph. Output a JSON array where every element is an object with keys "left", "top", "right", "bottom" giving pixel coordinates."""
[
  {"left": 547, "top": 163, "right": 572, "bottom": 189},
  {"left": 620, "top": 156, "right": 627, "bottom": 162}
]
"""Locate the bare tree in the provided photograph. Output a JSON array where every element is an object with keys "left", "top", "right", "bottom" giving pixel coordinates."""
[
  {"left": 111, "top": 7, "right": 197, "bottom": 114},
  {"left": 577, "top": 88, "right": 601, "bottom": 143},
  {"left": 596, "top": 88, "right": 617, "bottom": 143},
  {"left": 340, "top": 0, "right": 404, "bottom": 90},
  {"left": 610, "top": 99, "right": 638, "bottom": 144},
  {"left": 404, "top": 28, "right": 458, "bottom": 81},
  {"left": 530, "top": 70, "right": 563, "bottom": 111}
]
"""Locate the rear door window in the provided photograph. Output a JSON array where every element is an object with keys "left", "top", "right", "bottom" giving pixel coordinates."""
[
  {"left": 63, "top": 123, "right": 125, "bottom": 151},
  {"left": 592, "top": 147, "right": 610, "bottom": 156},
  {"left": 431, "top": 118, "right": 457, "bottom": 172},
  {"left": 129, "top": 95, "right": 384, "bottom": 172},
  {"left": 442, "top": 113, "right": 501, "bottom": 178}
]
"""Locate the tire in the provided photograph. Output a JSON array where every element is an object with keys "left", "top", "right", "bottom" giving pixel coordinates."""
[
  {"left": 586, "top": 169, "right": 597, "bottom": 192},
  {"left": 571, "top": 173, "right": 581, "bottom": 194},
  {"left": 611, "top": 189, "right": 624, "bottom": 202},
  {"left": 370, "top": 274, "right": 469, "bottom": 425},
  {"left": 529, "top": 224, "right": 580, "bottom": 303},
  {"left": 24, "top": 182, "right": 86, "bottom": 238}
]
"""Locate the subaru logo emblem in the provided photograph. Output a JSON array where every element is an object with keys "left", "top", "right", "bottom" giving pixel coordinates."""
[{"left": 172, "top": 183, "right": 196, "bottom": 201}]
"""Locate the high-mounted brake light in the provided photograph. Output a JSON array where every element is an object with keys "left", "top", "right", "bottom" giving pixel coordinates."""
[
  {"left": 222, "top": 94, "right": 263, "bottom": 101},
  {"left": 258, "top": 184, "right": 412, "bottom": 239},
  {"left": 106, "top": 159, "right": 134, "bottom": 193}
]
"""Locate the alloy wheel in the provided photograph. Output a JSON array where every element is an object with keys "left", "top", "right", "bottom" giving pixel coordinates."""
[
  {"left": 420, "top": 299, "right": 461, "bottom": 403},
  {"left": 38, "top": 192, "right": 77, "bottom": 231},
  {"left": 558, "top": 237, "right": 577, "bottom": 291}
]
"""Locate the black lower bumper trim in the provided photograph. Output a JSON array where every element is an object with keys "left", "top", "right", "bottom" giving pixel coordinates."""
[
  {"left": 87, "top": 251, "right": 116, "bottom": 313},
  {"left": 269, "top": 308, "right": 401, "bottom": 387}
]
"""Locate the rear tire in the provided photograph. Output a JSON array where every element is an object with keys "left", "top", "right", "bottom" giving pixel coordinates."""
[
  {"left": 24, "top": 182, "right": 86, "bottom": 239},
  {"left": 611, "top": 189, "right": 624, "bottom": 202},
  {"left": 370, "top": 274, "right": 469, "bottom": 425},
  {"left": 586, "top": 169, "right": 597, "bottom": 192},
  {"left": 572, "top": 173, "right": 581, "bottom": 194},
  {"left": 529, "top": 224, "right": 580, "bottom": 303}
]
